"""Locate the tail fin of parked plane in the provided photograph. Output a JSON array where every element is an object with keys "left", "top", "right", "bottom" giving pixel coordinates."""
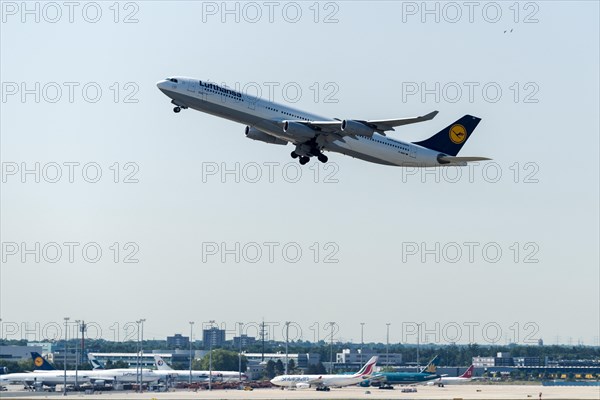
[
  {"left": 31, "top": 352, "right": 56, "bottom": 371},
  {"left": 88, "top": 354, "right": 105, "bottom": 370},
  {"left": 153, "top": 355, "right": 174, "bottom": 371},
  {"left": 413, "top": 115, "right": 481, "bottom": 156},
  {"left": 353, "top": 356, "right": 378, "bottom": 377},
  {"left": 460, "top": 365, "right": 474, "bottom": 379},
  {"left": 420, "top": 356, "right": 439, "bottom": 374}
]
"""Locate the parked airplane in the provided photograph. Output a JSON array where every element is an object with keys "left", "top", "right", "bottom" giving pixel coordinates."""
[
  {"left": 157, "top": 77, "right": 489, "bottom": 167},
  {"left": 0, "top": 353, "right": 93, "bottom": 388},
  {"left": 152, "top": 355, "right": 247, "bottom": 383},
  {"left": 365, "top": 356, "right": 441, "bottom": 388},
  {"left": 0, "top": 370, "right": 92, "bottom": 388},
  {"left": 270, "top": 356, "right": 377, "bottom": 391},
  {"left": 427, "top": 365, "right": 474, "bottom": 387},
  {"left": 83, "top": 354, "right": 159, "bottom": 384}
]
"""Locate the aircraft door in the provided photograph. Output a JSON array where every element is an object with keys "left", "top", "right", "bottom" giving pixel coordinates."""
[
  {"left": 410, "top": 145, "right": 417, "bottom": 158},
  {"left": 187, "top": 80, "right": 198, "bottom": 94}
]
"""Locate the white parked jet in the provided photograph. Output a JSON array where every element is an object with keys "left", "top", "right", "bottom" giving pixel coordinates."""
[
  {"left": 270, "top": 356, "right": 377, "bottom": 391},
  {"left": 152, "top": 355, "right": 247, "bottom": 383},
  {"left": 427, "top": 365, "right": 474, "bottom": 387},
  {"left": 157, "top": 77, "right": 489, "bottom": 166},
  {"left": 0, "top": 370, "right": 93, "bottom": 388},
  {"left": 87, "top": 354, "right": 159, "bottom": 384}
]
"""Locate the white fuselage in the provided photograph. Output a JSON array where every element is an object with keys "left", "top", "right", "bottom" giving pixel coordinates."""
[
  {"left": 0, "top": 369, "right": 159, "bottom": 386},
  {"left": 270, "top": 373, "right": 369, "bottom": 388},
  {"left": 152, "top": 369, "right": 246, "bottom": 383},
  {"left": 428, "top": 376, "right": 472, "bottom": 385},
  {"left": 87, "top": 368, "right": 159, "bottom": 383},
  {"left": 156, "top": 77, "right": 445, "bottom": 167}
]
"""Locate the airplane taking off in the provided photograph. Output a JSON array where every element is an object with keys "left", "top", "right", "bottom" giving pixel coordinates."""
[
  {"left": 427, "top": 365, "right": 474, "bottom": 387},
  {"left": 157, "top": 77, "right": 490, "bottom": 167},
  {"left": 152, "top": 355, "right": 247, "bottom": 383},
  {"left": 270, "top": 356, "right": 377, "bottom": 391}
]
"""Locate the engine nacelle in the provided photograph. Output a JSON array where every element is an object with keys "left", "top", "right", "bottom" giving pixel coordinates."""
[
  {"left": 341, "top": 119, "right": 375, "bottom": 137},
  {"left": 283, "top": 121, "right": 316, "bottom": 140},
  {"left": 245, "top": 126, "right": 287, "bottom": 145},
  {"left": 296, "top": 383, "right": 310, "bottom": 389}
]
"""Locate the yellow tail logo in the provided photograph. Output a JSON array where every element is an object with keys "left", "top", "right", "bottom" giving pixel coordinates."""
[{"left": 449, "top": 124, "right": 467, "bottom": 144}]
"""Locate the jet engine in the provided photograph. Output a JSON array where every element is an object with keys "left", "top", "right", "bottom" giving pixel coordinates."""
[
  {"left": 245, "top": 126, "right": 287, "bottom": 145},
  {"left": 296, "top": 382, "right": 310, "bottom": 389},
  {"left": 282, "top": 121, "right": 316, "bottom": 140},
  {"left": 341, "top": 119, "right": 375, "bottom": 137}
]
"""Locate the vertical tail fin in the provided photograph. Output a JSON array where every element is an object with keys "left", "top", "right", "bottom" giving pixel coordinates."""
[
  {"left": 413, "top": 115, "right": 481, "bottom": 156},
  {"left": 31, "top": 352, "right": 56, "bottom": 371},
  {"left": 153, "top": 355, "right": 174, "bottom": 371},
  {"left": 88, "top": 354, "right": 105, "bottom": 370},
  {"left": 354, "top": 356, "right": 378, "bottom": 377},
  {"left": 420, "top": 355, "right": 438, "bottom": 374},
  {"left": 460, "top": 365, "right": 474, "bottom": 378}
]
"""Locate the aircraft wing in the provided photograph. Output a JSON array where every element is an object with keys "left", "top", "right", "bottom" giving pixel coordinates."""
[
  {"left": 360, "top": 110, "right": 439, "bottom": 131},
  {"left": 280, "top": 111, "right": 438, "bottom": 137},
  {"left": 305, "top": 376, "right": 324, "bottom": 385}
]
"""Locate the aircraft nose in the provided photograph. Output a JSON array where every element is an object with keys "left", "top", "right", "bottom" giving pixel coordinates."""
[{"left": 156, "top": 80, "right": 168, "bottom": 90}]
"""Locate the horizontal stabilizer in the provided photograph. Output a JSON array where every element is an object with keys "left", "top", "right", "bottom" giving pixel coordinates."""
[{"left": 438, "top": 156, "right": 491, "bottom": 164}]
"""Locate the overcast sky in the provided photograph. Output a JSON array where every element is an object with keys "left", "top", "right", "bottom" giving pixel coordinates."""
[{"left": 1, "top": 1, "right": 598, "bottom": 347}]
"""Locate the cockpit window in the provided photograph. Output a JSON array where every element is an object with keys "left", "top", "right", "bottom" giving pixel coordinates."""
[{"left": 165, "top": 78, "right": 178, "bottom": 83}]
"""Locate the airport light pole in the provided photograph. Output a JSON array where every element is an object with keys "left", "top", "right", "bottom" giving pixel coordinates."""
[
  {"left": 208, "top": 320, "right": 215, "bottom": 391},
  {"left": 136, "top": 319, "right": 140, "bottom": 389},
  {"left": 74, "top": 319, "right": 80, "bottom": 389},
  {"left": 284, "top": 322, "right": 290, "bottom": 375},
  {"left": 80, "top": 321, "right": 86, "bottom": 365},
  {"left": 63, "top": 317, "right": 69, "bottom": 396},
  {"left": 189, "top": 321, "right": 194, "bottom": 385},
  {"left": 416, "top": 323, "right": 421, "bottom": 371},
  {"left": 238, "top": 322, "right": 243, "bottom": 383},
  {"left": 386, "top": 323, "right": 391, "bottom": 367},
  {"left": 139, "top": 318, "right": 145, "bottom": 392},
  {"left": 360, "top": 322, "right": 365, "bottom": 366},
  {"left": 328, "top": 322, "right": 335, "bottom": 374}
]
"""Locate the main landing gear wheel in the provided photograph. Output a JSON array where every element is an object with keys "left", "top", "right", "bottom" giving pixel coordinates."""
[
  {"left": 317, "top": 154, "right": 328, "bottom": 163},
  {"left": 173, "top": 106, "right": 181, "bottom": 113},
  {"left": 290, "top": 151, "right": 299, "bottom": 159},
  {"left": 299, "top": 156, "right": 310, "bottom": 165}
]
